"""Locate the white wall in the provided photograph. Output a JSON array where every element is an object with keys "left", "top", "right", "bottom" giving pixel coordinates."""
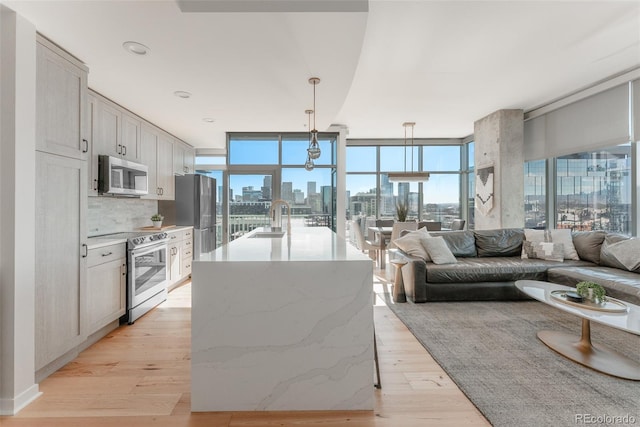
[{"left": 0, "top": 6, "right": 41, "bottom": 415}]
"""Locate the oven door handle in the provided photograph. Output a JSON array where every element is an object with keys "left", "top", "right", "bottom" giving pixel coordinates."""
[{"left": 130, "top": 243, "right": 168, "bottom": 257}]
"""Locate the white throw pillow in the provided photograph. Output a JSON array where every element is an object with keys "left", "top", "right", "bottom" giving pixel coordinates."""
[
  {"left": 522, "top": 241, "right": 564, "bottom": 262},
  {"left": 393, "top": 228, "right": 431, "bottom": 261},
  {"left": 421, "top": 236, "right": 457, "bottom": 264},
  {"left": 521, "top": 229, "right": 579, "bottom": 260},
  {"left": 550, "top": 229, "right": 580, "bottom": 260}
]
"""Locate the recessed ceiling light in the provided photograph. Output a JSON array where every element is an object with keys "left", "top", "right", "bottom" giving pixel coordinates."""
[
  {"left": 174, "top": 91, "right": 192, "bottom": 99},
  {"left": 122, "top": 41, "right": 149, "bottom": 56},
  {"left": 202, "top": 118, "right": 215, "bottom": 123}
]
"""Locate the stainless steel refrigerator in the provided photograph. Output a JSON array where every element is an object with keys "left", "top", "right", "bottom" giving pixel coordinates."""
[{"left": 165, "top": 174, "right": 216, "bottom": 260}]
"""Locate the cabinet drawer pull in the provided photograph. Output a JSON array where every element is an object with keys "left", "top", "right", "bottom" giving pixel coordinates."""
[
  {"left": 185, "top": 241, "right": 191, "bottom": 246},
  {"left": 81, "top": 243, "right": 88, "bottom": 258},
  {"left": 93, "top": 178, "right": 98, "bottom": 191},
  {"left": 82, "top": 138, "right": 88, "bottom": 153},
  {"left": 102, "top": 251, "right": 113, "bottom": 257},
  {"left": 160, "top": 187, "right": 164, "bottom": 195},
  {"left": 122, "top": 145, "right": 127, "bottom": 156}
]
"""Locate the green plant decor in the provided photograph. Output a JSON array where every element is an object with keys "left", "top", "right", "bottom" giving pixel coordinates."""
[
  {"left": 576, "top": 281, "right": 606, "bottom": 303},
  {"left": 396, "top": 203, "right": 408, "bottom": 222},
  {"left": 151, "top": 214, "right": 164, "bottom": 222}
]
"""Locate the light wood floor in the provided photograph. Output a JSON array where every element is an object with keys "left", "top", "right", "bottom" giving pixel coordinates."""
[{"left": 2, "top": 271, "right": 490, "bottom": 427}]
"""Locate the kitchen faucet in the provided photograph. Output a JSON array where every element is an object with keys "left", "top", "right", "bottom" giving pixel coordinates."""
[{"left": 269, "top": 199, "right": 291, "bottom": 236}]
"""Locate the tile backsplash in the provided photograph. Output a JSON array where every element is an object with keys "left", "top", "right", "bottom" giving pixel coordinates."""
[{"left": 88, "top": 197, "right": 158, "bottom": 237}]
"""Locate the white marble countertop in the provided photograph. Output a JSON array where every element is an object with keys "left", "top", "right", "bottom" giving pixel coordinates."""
[
  {"left": 196, "top": 227, "right": 369, "bottom": 262},
  {"left": 86, "top": 236, "right": 127, "bottom": 250},
  {"left": 87, "top": 225, "right": 192, "bottom": 249}
]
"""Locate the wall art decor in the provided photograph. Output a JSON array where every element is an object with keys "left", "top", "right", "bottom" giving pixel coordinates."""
[{"left": 476, "top": 165, "right": 494, "bottom": 216}]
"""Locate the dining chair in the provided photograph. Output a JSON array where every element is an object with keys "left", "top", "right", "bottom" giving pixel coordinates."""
[
  {"left": 450, "top": 219, "right": 466, "bottom": 230},
  {"left": 375, "top": 219, "right": 395, "bottom": 227},
  {"left": 418, "top": 221, "right": 441, "bottom": 231},
  {"left": 350, "top": 220, "right": 383, "bottom": 264},
  {"left": 387, "top": 221, "right": 417, "bottom": 249}
]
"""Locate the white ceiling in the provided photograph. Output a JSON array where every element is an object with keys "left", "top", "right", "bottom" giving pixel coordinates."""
[{"left": 3, "top": 0, "right": 639, "bottom": 149}]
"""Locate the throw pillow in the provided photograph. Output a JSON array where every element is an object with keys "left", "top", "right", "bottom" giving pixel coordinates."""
[
  {"left": 572, "top": 231, "right": 606, "bottom": 264},
  {"left": 522, "top": 241, "right": 564, "bottom": 262},
  {"left": 600, "top": 234, "right": 640, "bottom": 272},
  {"left": 393, "top": 228, "right": 431, "bottom": 261},
  {"left": 550, "top": 229, "right": 580, "bottom": 260},
  {"left": 521, "top": 229, "right": 579, "bottom": 260},
  {"left": 421, "top": 236, "right": 457, "bottom": 264}
]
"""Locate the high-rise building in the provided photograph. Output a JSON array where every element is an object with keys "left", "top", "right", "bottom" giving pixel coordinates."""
[
  {"left": 262, "top": 175, "right": 272, "bottom": 200},
  {"left": 293, "top": 189, "right": 305, "bottom": 204},
  {"left": 282, "top": 181, "right": 293, "bottom": 202},
  {"left": 307, "top": 181, "right": 316, "bottom": 197}
]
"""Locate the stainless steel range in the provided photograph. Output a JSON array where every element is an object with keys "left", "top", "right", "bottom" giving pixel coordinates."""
[{"left": 125, "top": 231, "right": 169, "bottom": 324}]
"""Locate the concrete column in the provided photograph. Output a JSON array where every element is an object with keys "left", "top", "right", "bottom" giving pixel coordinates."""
[
  {"left": 473, "top": 109, "right": 524, "bottom": 230},
  {"left": 0, "top": 6, "right": 40, "bottom": 415}
]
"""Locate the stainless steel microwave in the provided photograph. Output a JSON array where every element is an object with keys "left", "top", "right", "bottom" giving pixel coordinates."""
[{"left": 98, "top": 155, "right": 148, "bottom": 196}]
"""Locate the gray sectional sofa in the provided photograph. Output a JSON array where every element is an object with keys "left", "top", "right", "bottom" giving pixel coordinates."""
[{"left": 393, "top": 228, "right": 640, "bottom": 304}]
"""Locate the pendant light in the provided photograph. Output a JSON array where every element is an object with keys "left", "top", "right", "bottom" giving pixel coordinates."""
[
  {"left": 307, "top": 77, "right": 321, "bottom": 160},
  {"left": 388, "top": 122, "right": 430, "bottom": 182},
  {"left": 304, "top": 109, "right": 314, "bottom": 171}
]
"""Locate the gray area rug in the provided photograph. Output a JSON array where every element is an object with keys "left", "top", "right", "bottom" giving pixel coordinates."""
[{"left": 382, "top": 295, "right": 640, "bottom": 427}]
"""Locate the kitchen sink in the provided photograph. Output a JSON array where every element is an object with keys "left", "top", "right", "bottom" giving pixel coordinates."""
[{"left": 249, "top": 231, "right": 286, "bottom": 238}]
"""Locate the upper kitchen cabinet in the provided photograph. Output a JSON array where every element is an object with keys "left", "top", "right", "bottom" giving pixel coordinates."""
[
  {"left": 141, "top": 125, "right": 174, "bottom": 200},
  {"left": 36, "top": 36, "right": 88, "bottom": 160},
  {"left": 174, "top": 140, "right": 195, "bottom": 175},
  {"left": 87, "top": 93, "right": 98, "bottom": 195},
  {"left": 94, "top": 94, "right": 141, "bottom": 163}
]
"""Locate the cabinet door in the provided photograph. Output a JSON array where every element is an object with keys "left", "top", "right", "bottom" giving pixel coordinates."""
[
  {"left": 141, "top": 125, "right": 159, "bottom": 199},
  {"left": 36, "top": 41, "right": 88, "bottom": 160},
  {"left": 173, "top": 141, "right": 186, "bottom": 176},
  {"left": 87, "top": 258, "right": 126, "bottom": 334},
  {"left": 35, "top": 152, "right": 87, "bottom": 370},
  {"left": 121, "top": 112, "right": 141, "bottom": 162},
  {"left": 169, "top": 243, "right": 182, "bottom": 283},
  {"left": 184, "top": 145, "right": 195, "bottom": 174},
  {"left": 157, "top": 133, "right": 175, "bottom": 199},
  {"left": 96, "top": 99, "right": 122, "bottom": 158},
  {"left": 87, "top": 93, "right": 99, "bottom": 195}
]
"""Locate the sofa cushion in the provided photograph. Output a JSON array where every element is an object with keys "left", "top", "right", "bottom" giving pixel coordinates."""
[
  {"left": 430, "top": 230, "right": 477, "bottom": 257},
  {"left": 393, "top": 228, "right": 431, "bottom": 261},
  {"left": 547, "top": 266, "right": 640, "bottom": 305},
  {"left": 422, "top": 236, "right": 457, "bottom": 264},
  {"left": 522, "top": 241, "right": 564, "bottom": 262},
  {"left": 474, "top": 228, "right": 524, "bottom": 257},
  {"left": 600, "top": 234, "right": 640, "bottom": 272},
  {"left": 572, "top": 231, "right": 606, "bottom": 264},
  {"left": 424, "top": 257, "right": 567, "bottom": 283},
  {"left": 521, "top": 229, "right": 579, "bottom": 260}
]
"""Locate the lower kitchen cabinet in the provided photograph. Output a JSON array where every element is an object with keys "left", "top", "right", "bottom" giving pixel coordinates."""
[
  {"left": 166, "top": 227, "right": 193, "bottom": 289},
  {"left": 87, "top": 243, "right": 126, "bottom": 335}
]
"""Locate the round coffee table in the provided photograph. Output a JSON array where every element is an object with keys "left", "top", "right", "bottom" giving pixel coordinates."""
[{"left": 516, "top": 280, "right": 640, "bottom": 380}]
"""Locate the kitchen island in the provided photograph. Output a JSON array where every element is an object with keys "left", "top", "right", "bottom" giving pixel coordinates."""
[{"left": 191, "top": 227, "right": 374, "bottom": 411}]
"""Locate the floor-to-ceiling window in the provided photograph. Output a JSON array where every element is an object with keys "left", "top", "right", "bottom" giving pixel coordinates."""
[
  {"left": 466, "top": 141, "right": 475, "bottom": 229},
  {"left": 524, "top": 159, "right": 546, "bottom": 229},
  {"left": 555, "top": 144, "right": 632, "bottom": 233},
  {"left": 224, "top": 132, "right": 337, "bottom": 242},
  {"left": 346, "top": 141, "right": 466, "bottom": 235}
]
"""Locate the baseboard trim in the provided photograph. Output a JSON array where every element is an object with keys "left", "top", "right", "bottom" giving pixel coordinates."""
[{"left": 0, "top": 384, "right": 42, "bottom": 416}]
